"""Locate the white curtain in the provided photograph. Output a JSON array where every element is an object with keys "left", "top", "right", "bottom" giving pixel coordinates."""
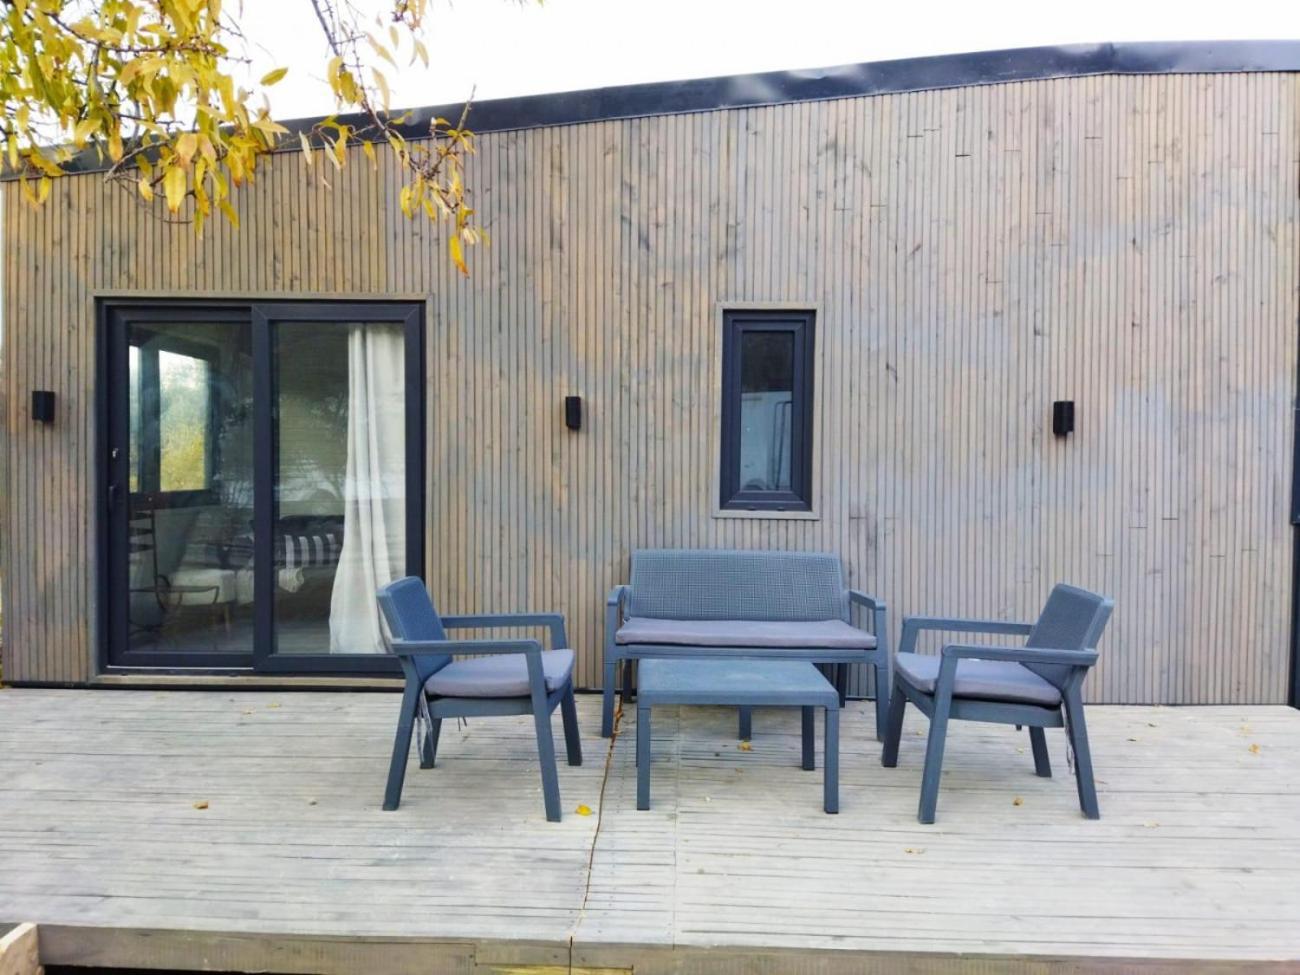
[{"left": 329, "top": 324, "right": 407, "bottom": 653}]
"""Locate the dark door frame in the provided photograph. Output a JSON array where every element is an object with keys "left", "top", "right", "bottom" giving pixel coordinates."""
[{"left": 97, "top": 298, "right": 425, "bottom": 676}]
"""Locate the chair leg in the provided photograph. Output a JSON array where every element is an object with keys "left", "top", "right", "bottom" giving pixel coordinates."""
[
  {"left": 383, "top": 680, "right": 421, "bottom": 811},
  {"left": 601, "top": 658, "right": 617, "bottom": 738},
  {"left": 801, "top": 706, "right": 815, "bottom": 770},
  {"left": 532, "top": 703, "right": 562, "bottom": 822},
  {"left": 835, "top": 664, "right": 848, "bottom": 707},
  {"left": 918, "top": 693, "right": 953, "bottom": 824},
  {"left": 561, "top": 686, "right": 583, "bottom": 766},
  {"left": 881, "top": 682, "right": 906, "bottom": 767},
  {"left": 622, "top": 659, "right": 636, "bottom": 707},
  {"left": 419, "top": 718, "right": 441, "bottom": 769},
  {"left": 874, "top": 660, "right": 891, "bottom": 742},
  {"left": 1064, "top": 689, "right": 1100, "bottom": 819},
  {"left": 738, "top": 706, "right": 753, "bottom": 740},
  {"left": 824, "top": 705, "right": 840, "bottom": 814},
  {"left": 1029, "top": 726, "right": 1051, "bottom": 777},
  {"left": 636, "top": 705, "right": 652, "bottom": 811}
]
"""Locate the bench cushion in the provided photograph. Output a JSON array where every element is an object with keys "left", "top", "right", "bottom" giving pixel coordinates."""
[
  {"left": 424, "top": 649, "right": 575, "bottom": 698},
  {"left": 616, "top": 618, "right": 876, "bottom": 649},
  {"left": 894, "top": 652, "right": 1062, "bottom": 707}
]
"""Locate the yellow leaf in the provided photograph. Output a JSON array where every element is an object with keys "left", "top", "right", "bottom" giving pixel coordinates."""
[
  {"left": 108, "top": 129, "right": 123, "bottom": 163},
  {"left": 72, "top": 118, "right": 98, "bottom": 147},
  {"left": 162, "top": 166, "right": 186, "bottom": 213},
  {"left": 219, "top": 200, "right": 239, "bottom": 228},
  {"left": 36, "top": 176, "right": 51, "bottom": 204},
  {"left": 575, "top": 804, "right": 592, "bottom": 816},
  {"left": 298, "top": 131, "right": 314, "bottom": 166},
  {"left": 192, "top": 800, "right": 209, "bottom": 810},
  {"left": 449, "top": 233, "right": 467, "bottom": 276},
  {"left": 1249, "top": 743, "right": 1261, "bottom": 755},
  {"left": 137, "top": 177, "right": 153, "bottom": 202},
  {"left": 737, "top": 740, "right": 752, "bottom": 752},
  {"left": 260, "top": 67, "right": 289, "bottom": 86},
  {"left": 1012, "top": 796, "right": 1024, "bottom": 806},
  {"left": 361, "top": 140, "right": 376, "bottom": 169},
  {"left": 175, "top": 132, "right": 198, "bottom": 167}
]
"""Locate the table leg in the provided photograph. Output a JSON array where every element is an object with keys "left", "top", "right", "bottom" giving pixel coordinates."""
[
  {"left": 636, "top": 704, "right": 651, "bottom": 811},
  {"left": 738, "top": 706, "right": 752, "bottom": 740},
  {"left": 801, "top": 706, "right": 815, "bottom": 770},
  {"left": 824, "top": 705, "right": 839, "bottom": 814}
]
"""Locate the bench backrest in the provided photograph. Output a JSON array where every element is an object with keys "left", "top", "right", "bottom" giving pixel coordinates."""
[{"left": 626, "top": 549, "right": 849, "bottom": 622}]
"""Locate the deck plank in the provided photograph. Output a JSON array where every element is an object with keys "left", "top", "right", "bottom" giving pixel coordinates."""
[{"left": 0, "top": 689, "right": 1298, "bottom": 972}]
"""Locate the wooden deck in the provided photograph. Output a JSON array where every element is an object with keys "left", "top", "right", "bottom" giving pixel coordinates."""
[{"left": 1, "top": 689, "right": 1298, "bottom": 973}]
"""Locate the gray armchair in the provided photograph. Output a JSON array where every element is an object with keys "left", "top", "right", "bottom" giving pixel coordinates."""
[
  {"left": 376, "top": 577, "right": 582, "bottom": 822},
  {"left": 882, "top": 584, "right": 1114, "bottom": 824}
]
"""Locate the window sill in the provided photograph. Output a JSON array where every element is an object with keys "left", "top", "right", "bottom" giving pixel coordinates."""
[{"left": 712, "top": 507, "right": 820, "bottom": 522}]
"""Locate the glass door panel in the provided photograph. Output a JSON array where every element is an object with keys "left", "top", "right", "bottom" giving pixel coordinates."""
[
  {"left": 270, "top": 320, "right": 407, "bottom": 655},
  {"left": 108, "top": 314, "right": 255, "bottom": 666}
]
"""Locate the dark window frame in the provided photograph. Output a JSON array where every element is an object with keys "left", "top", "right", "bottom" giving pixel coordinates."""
[{"left": 719, "top": 308, "right": 815, "bottom": 512}]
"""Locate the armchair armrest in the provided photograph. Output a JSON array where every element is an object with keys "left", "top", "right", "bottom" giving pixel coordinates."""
[
  {"left": 607, "top": 584, "right": 629, "bottom": 607},
  {"left": 388, "top": 637, "right": 545, "bottom": 659},
  {"left": 899, "top": 616, "right": 1034, "bottom": 654},
  {"left": 441, "top": 613, "right": 568, "bottom": 650},
  {"left": 848, "top": 589, "right": 886, "bottom": 612},
  {"left": 940, "top": 643, "right": 1098, "bottom": 667}
]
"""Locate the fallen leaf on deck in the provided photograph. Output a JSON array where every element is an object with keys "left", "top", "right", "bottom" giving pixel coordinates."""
[
  {"left": 268, "top": 702, "right": 281, "bottom": 709},
  {"left": 575, "top": 804, "right": 593, "bottom": 816},
  {"left": 307, "top": 798, "right": 318, "bottom": 806},
  {"left": 1249, "top": 743, "right": 1261, "bottom": 755},
  {"left": 1127, "top": 737, "right": 1138, "bottom": 742},
  {"left": 904, "top": 847, "right": 925, "bottom": 855},
  {"left": 738, "top": 741, "right": 752, "bottom": 751},
  {"left": 192, "top": 800, "right": 209, "bottom": 810},
  {"left": 1012, "top": 796, "right": 1024, "bottom": 807},
  {"left": 1143, "top": 821, "right": 1159, "bottom": 828},
  {"left": 242, "top": 709, "right": 253, "bottom": 715}
]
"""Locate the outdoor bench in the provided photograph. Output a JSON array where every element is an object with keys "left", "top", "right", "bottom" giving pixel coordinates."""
[{"left": 604, "top": 548, "right": 890, "bottom": 740}]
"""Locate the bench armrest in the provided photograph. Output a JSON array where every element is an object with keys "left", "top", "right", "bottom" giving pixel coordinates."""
[
  {"left": 900, "top": 616, "right": 1034, "bottom": 654},
  {"left": 940, "top": 643, "right": 1098, "bottom": 667},
  {"left": 441, "top": 613, "right": 568, "bottom": 650}
]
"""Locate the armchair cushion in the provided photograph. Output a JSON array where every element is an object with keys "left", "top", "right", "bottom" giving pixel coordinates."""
[
  {"left": 894, "top": 651, "right": 1061, "bottom": 707},
  {"left": 615, "top": 617, "right": 876, "bottom": 649},
  {"left": 424, "top": 648, "right": 575, "bottom": 699}
]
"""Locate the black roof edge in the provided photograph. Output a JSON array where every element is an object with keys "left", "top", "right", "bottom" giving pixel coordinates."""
[{"left": 18, "top": 39, "right": 1300, "bottom": 179}]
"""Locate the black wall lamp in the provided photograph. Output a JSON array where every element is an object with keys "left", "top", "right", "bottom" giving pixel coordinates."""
[
  {"left": 564, "top": 395, "right": 582, "bottom": 431},
  {"left": 1052, "top": 400, "right": 1075, "bottom": 438},
  {"left": 31, "top": 390, "right": 55, "bottom": 424}
]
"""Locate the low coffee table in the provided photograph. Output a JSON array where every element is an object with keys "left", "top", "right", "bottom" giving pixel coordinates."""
[{"left": 634, "top": 658, "right": 840, "bottom": 813}]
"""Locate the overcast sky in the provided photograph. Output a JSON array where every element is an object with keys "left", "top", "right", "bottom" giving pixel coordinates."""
[{"left": 237, "top": 0, "right": 1300, "bottom": 120}]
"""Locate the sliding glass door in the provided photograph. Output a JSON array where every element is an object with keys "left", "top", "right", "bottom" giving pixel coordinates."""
[{"left": 103, "top": 301, "right": 423, "bottom": 673}]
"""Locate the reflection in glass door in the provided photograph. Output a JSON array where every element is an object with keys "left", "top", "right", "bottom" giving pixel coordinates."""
[{"left": 104, "top": 301, "right": 423, "bottom": 672}]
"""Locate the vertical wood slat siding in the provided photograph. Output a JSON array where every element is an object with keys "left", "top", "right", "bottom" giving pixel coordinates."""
[{"left": 1, "top": 72, "right": 1296, "bottom": 702}]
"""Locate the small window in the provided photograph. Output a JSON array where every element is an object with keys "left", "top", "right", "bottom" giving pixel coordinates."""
[{"left": 719, "top": 309, "right": 815, "bottom": 512}]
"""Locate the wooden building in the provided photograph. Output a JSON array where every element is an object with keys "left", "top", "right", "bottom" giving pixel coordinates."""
[{"left": 2, "top": 41, "right": 1298, "bottom": 706}]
